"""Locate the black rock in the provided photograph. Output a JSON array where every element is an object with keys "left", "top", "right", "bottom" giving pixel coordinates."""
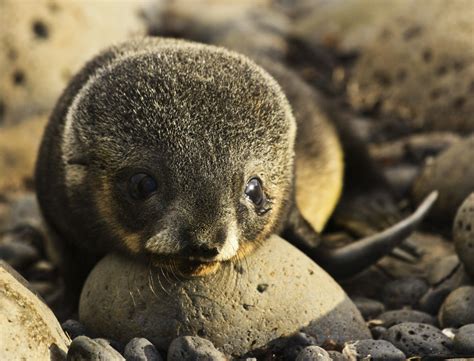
[
  {"left": 124, "top": 338, "right": 162, "bottom": 361},
  {"left": 167, "top": 336, "right": 226, "bottom": 361},
  {"left": 61, "top": 319, "right": 88, "bottom": 340},
  {"left": 276, "top": 332, "right": 319, "bottom": 361},
  {"left": 370, "top": 326, "right": 387, "bottom": 340},
  {"left": 352, "top": 297, "right": 385, "bottom": 320},
  {"left": 295, "top": 346, "right": 331, "bottom": 361},
  {"left": 343, "top": 339, "right": 406, "bottom": 361},
  {"left": 377, "top": 309, "right": 436, "bottom": 328},
  {"left": 382, "top": 277, "right": 429, "bottom": 309},
  {"left": 383, "top": 322, "right": 454, "bottom": 357},
  {"left": 67, "top": 335, "right": 124, "bottom": 360},
  {"left": 439, "top": 286, "right": 474, "bottom": 328},
  {"left": 454, "top": 324, "right": 474, "bottom": 355}
]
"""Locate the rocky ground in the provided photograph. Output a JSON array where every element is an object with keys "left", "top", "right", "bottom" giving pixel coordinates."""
[{"left": 1, "top": 0, "right": 474, "bottom": 360}]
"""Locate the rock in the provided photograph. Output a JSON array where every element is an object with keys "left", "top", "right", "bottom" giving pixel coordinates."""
[
  {"left": 342, "top": 339, "right": 406, "bottom": 361},
  {"left": 0, "top": 238, "right": 39, "bottom": 269},
  {"left": 454, "top": 324, "right": 474, "bottom": 355},
  {"left": 453, "top": 194, "right": 474, "bottom": 277},
  {"left": 352, "top": 297, "right": 385, "bottom": 320},
  {"left": 427, "top": 255, "right": 461, "bottom": 286},
  {"left": 419, "top": 264, "right": 471, "bottom": 315},
  {"left": 439, "top": 286, "right": 474, "bottom": 328},
  {"left": 326, "top": 350, "right": 347, "bottom": 361},
  {"left": 67, "top": 336, "right": 124, "bottom": 361},
  {"left": 377, "top": 310, "right": 437, "bottom": 328},
  {"left": 370, "top": 326, "right": 387, "bottom": 340},
  {"left": 0, "top": 0, "right": 149, "bottom": 126},
  {"left": 62, "top": 319, "right": 89, "bottom": 340},
  {"left": 413, "top": 136, "right": 474, "bottom": 225},
  {"left": 79, "top": 235, "right": 370, "bottom": 356},
  {"left": 271, "top": 332, "right": 319, "bottom": 361},
  {"left": 295, "top": 346, "right": 331, "bottom": 361},
  {"left": 382, "top": 277, "right": 429, "bottom": 309},
  {"left": 167, "top": 336, "right": 226, "bottom": 361},
  {"left": 0, "top": 261, "right": 69, "bottom": 360},
  {"left": 383, "top": 322, "right": 454, "bottom": 357},
  {"left": 124, "top": 338, "right": 162, "bottom": 361},
  {"left": 348, "top": 0, "right": 474, "bottom": 132}
]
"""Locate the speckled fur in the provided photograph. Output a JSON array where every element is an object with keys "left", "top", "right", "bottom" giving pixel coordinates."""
[{"left": 35, "top": 38, "right": 298, "bottom": 285}]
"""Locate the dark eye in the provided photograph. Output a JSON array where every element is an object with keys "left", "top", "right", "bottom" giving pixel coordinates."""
[
  {"left": 245, "top": 177, "right": 265, "bottom": 207},
  {"left": 129, "top": 173, "right": 157, "bottom": 199}
]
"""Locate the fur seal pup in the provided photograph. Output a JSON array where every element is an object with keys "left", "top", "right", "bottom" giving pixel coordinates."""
[{"left": 35, "top": 38, "right": 436, "bottom": 301}]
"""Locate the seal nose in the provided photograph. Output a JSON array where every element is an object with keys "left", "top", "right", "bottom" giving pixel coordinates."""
[{"left": 189, "top": 244, "right": 220, "bottom": 258}]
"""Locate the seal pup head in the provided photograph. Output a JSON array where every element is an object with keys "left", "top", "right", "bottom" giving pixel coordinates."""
[{"left": 61, "top": 39, "right": 296, "bottom": 273}]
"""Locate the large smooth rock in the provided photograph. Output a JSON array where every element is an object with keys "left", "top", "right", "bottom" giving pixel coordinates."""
[
  {"left": 0, "top": 261, "right": 69, "bottom": 360},
  {"left": 413, "top": 136, "right": 474, "bottom": 224},
  {"left": 79, "top": 235, "right": 370, "bottom": 356}
]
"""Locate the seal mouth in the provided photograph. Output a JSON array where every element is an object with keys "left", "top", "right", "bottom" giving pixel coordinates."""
[{"left": 149, "top": 253, "right": 225, "bottom": 277}]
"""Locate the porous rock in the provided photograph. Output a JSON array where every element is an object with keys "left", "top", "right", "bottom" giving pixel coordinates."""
[
  {"left": 79, "top": 235, "right": 370, "bottom": 356},
  {"left": 377, "top": 310, "right": 437, "bottom": 328},
  {"left": 352, "top": 297, "right": 385, "bottom": 320},
  {"left": 413, "top": 136, "right": 474, "bottom": 224},
  {"left": 124, "top": 337, "right": 162, "bottom": 361},
  {"left": 0, "top": 0, "right": 149, "bottom": 125},
  {"left": 0, "top": 261, "right": 69, "bottom": 360},
  {"left": 67, "top": 336, "right": 124, "bottom": 361},
  {"left": 348, "top": 0, "right": 474, "bottom": 132},
  {"left": 382, "top": 277, "right": 429, "bottom": 309},
  {"left": 383, "top": 322, "right": 454, "bottom": 358},
  {"left": 439, "top": 286, "right": 474, "bottom": 328},
  {"left": 453, "top": 193, "right": 474, "bottom": 277},
  {"left": 342, "top": 339, "right": 406, "bottom": 361}
]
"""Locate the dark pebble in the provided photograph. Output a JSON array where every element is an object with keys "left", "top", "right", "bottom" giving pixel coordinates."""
[
  {"left": 377, "top": 309, "right": 436, "bottom": 328},
  {"left": 383, "top": 322, "right": 454, "bottom": 357},
  {"left": 343, "top": 339, "right": 406, "bottom": 361},
  {"left": 124, "top": 338, "right": 162, "bottom": 361},
  {"left": 0, "top": 240, "right": 39, "bottom": 269},
  {"left": 352, "top": 297, "right": 385, "bottom": 320},
  {"left": 67, "top": 335, "right": 124, "bottom": 360},
  {"left": 295, "top": 346, "right": 331, "bottom": 361},
  {"left": 276, "top": 332, "right": 319, "bottom": 361},
  {"left": 167, "top": 336, "right": 226, "bottom": 361},
  {"left": 370, "top": 326, "right": 387, "bottom": 340},
  {"left": 382, "top": 277, "right": 429, "bottom": 309},
  {"left": 62, "top": 319, "right": 88, "bottom": 340},
  {"left": 454, "top": 324, "right": 474, "bottom": 355},
  {"left": 326, "top": 350, "right": 347, "bottom": 361},
  {"left": 439, "top": 286, "right": 474, "bottom": 328}
]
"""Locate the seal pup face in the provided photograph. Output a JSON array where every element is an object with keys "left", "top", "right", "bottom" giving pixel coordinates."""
[{"left": 62, "top": 41, "right": 296, "bottom": 273}]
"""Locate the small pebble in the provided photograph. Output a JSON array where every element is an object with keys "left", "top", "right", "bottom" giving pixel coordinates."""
[
  {"left": 124, "top": 338, "right": 162, "bottom": 361},
  {"left": 377, "top": 309, "right": 437, "bottom": 328},
  {"left": 295, "top": 346, "right": 331, "bottom": 361},
  {"left": 277, "top": 332, "right": 318, "bottom": 361},
  {"left": 61, "top": 319, "right": 88, "bottom": 340},
  {"left": 352, "top": 297, "right": 385, "bottom": 320},
  {"left": 383, "top": 322, "right": 454, "bottom": 357},
  {"left": 382, "top": 277, "right": 429, "bottom": 309},
  {"left": 67, "top": 335, "right": 124, "bottom": 360},
  {"left": 343, "top": 339, "right": 406, "bottom": 361},
  {"left": 453, "top": 194, "right": 474, "bottom": 277},
  {"left": 454, "top": 324, "right": 474, "bottom": 355},
  {"left": 439, "top": 286, "right": 474, "bottom": 328},
  {"left": 326, "top": 350, "right": 347, "bottom": 361},
  {"left": 167, "top": 336, "right": 226, "bottom": 361},
  {"left": 370, "top": 326, "right": 387, "bottom": 340}
]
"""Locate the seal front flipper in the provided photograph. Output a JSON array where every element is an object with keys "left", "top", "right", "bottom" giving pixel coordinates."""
[{"left": 314, "top": 191, "right": 438, "bottom": 279}]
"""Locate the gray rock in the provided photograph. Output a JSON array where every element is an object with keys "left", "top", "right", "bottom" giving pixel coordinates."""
[
  {"left": 343, "top": 339, "right": 406, "bottom": 361},
  {"left": 296, "top": 346, "right": 331, "bottom": 361},
  {"left": 439, "top": 286, "right": 474, "bottom": 328},
  {"left": 0, "top": 261, "right": 69, "bottom": 360},
  {"left": 413, "top": 136, "right": 474, "bottom": 224},
  {"left": 352, "top": 297, "right": 385, "bottom": 320},
  {"left": 326, "top": 351, "right": 347, "bottom": 361},
  {"left": 454, "top": 324, "right": 474, "bottom": 355},
  {"left": 370, "top": 326, "right": 387, "bottom": 340},
  {"left": 453, "top": 194, "right": 474, "bottom": 277},
  {"left": 62, "top": 319, "right": 89, "bottom": 340},
  {"left": 377, "top": 310, "right": 437, "bottom": 328},
  {"left": 382, "top": 277, "right": 429, "bottom": 309},
  {"left": 79, "top": 235, "right": 370, "bottom": 356},
  {"left": 67, "top": 336, "right": 124, "bottom": 361},
  {"left": 383, "top": 322, "right": 454, "bottom": 357},
  {"left": 124, "top": 338, "right": 162, "bottom": 361},
  {"left": 427, "top": 255, "right": 461, "bottom": 286},
  {"left": 167, "top": 336, "right": 226, "bottom": 361}
]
